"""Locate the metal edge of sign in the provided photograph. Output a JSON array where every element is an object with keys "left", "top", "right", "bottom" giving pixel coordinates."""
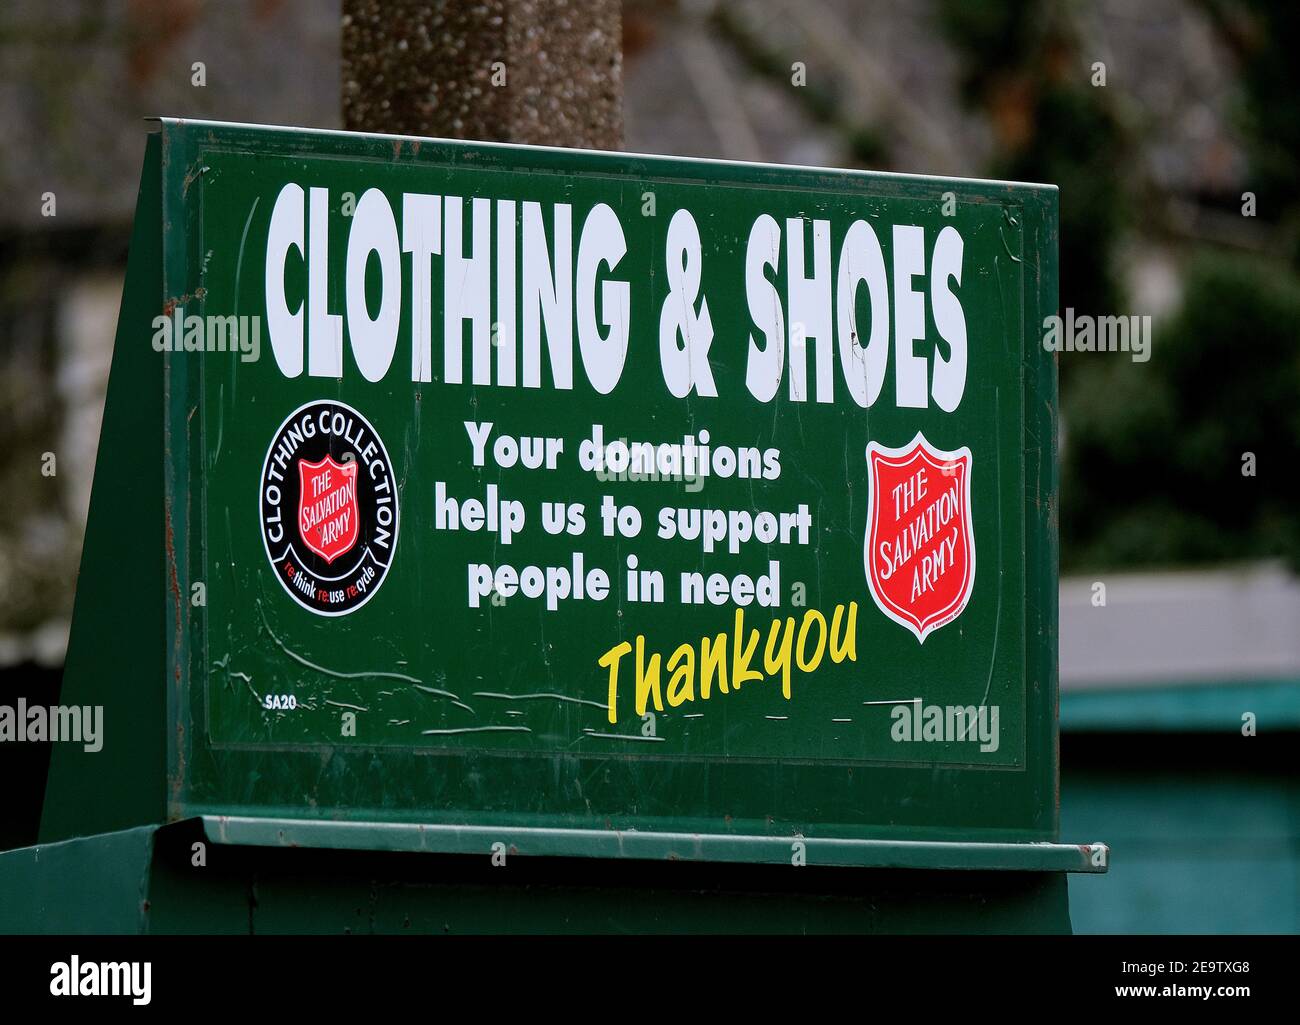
[
  {"left": 146, "top": 116, "right": 1061, "bottom": 195},
  {"left": 198, "top": 815, "right": 1107, "bottom": 873},
  {"left": 1021, "top": 185, "right": 1061, "bottom": 838},
  {"left": 154, "top": 118, "right": 1070, "bottom": 853}
]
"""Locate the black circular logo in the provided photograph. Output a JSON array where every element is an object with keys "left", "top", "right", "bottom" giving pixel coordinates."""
[{"left": 260, "top": 400, "right": 398, "bottom": 616}]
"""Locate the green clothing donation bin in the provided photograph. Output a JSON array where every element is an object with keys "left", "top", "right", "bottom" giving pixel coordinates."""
[{"left": 1, "top": 119, "right": 1105, "bottom": 933}]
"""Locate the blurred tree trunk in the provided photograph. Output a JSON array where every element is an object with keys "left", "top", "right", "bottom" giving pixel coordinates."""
[{"left": 341, "top": 0, "right": 622, "bottom": 149}]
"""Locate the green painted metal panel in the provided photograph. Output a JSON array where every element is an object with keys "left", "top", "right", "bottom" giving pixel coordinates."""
[
  {"left": 39, "top": 135, "right": 167, "bottom": 843},
  {"left": 1061, "top": 680, "right": 1300, "bottom": 732},
  {"left": 1062, "top": 740, "right": 1299, "bottom": 933},
  {"left": 0, "top": 826, "right": 156, "bottom": 934},
  {"left": 30, "top": 120, "right": 1080, "bottom": 891},
  {"left": 153, "top": 119, "right": 1060, "bottom": 850},
  {"left": 0, "top": 820, "right": 1075, "bottom": 934},
  {"left": 230, "top": 862, "right": 1072, "bottom": 935}
]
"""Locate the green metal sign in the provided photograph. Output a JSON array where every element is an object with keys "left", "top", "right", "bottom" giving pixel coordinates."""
[{"left": 47, "top": 120, "right": 1066, "bottom": 859}]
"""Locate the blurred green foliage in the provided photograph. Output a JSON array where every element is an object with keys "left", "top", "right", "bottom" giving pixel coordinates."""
[
  {"left": 1063, "top": 253, "right": 1300, "bottom": 569},
  {"left": 938, "top": 0, "right": 1128, "bottom": 317},
  {"left": 1207, "top": 0, "right": 1300, "bottom": 265},
  {"left": 711, "top": 6, "right": 889, "bottom": 165},
  {"left": 939, "top": 0, "right": 1299, "bottom": 571}
]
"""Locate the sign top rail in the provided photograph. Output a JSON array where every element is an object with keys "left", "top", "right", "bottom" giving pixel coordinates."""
[{"left": 150, "top": 116, "right": 1060, "bottom": 193}]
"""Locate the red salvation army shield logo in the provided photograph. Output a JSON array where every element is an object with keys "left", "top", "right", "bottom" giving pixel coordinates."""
[
  {"left": 297, "top": 455, "right": 360, "bottom": 564},
  {"left": 261, "top": 399, "right": 399, "bottom": 617},
  {"left": 864, "top": 433, "right": 975, "bottom": 643}
]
